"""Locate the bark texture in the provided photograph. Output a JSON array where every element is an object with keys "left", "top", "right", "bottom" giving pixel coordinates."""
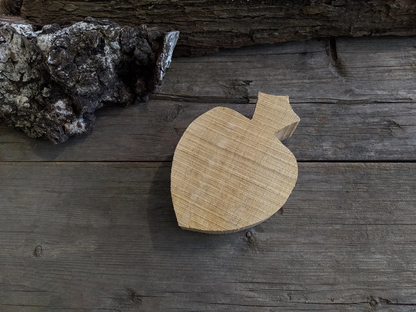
[
  {"left": 0, "top": 0, "right": 23, "bottom": 15},
  {"left": 0, "top": 18, "right": 179, "bottom": 143},
  {"left": 20, "top": 0, "right": 416, "bottom": 56}
]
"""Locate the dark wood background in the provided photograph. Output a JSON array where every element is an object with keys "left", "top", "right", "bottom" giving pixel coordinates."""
[
  {"left": 20, "top": 0, "right": 416, "bottom": 56},
  {"left": 1, "top": 33, "right": 416, "bottom": 310}
]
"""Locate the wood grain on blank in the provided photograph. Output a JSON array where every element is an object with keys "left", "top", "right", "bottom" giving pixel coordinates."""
[{"left": 171, "top": 92, "right": 300, "bottom": 233}]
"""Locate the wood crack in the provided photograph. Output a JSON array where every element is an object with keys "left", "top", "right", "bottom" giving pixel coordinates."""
[{"left": 325, "top": 37, "right": 346, "bottom": 79}]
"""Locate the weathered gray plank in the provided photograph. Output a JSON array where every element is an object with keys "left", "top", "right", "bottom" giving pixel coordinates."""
[
  {"left": 158, "top": 36, "right": 416, "bottom": 103},
  {"left": 1, "top": 36, "right": 416, "bottom": 161},
  {"left": 0, "top": 162, "right": 415, "bottom": 311},
  {"left": 1, "top": 101, "right": 415, "bottom": 161}
]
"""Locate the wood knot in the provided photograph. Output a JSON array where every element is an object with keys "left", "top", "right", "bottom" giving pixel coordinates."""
[
  {"left": 368, "top": 297, "right": 378, "bottom": 308},
  {"left": 126, "top": 288, "right": 142, "bottom": 304},
  {"left": 245, "top": 231, "right": 255, "bottom": 244},
  {"left": 33, "top": 245, "right": 43, "bottom": 257}
]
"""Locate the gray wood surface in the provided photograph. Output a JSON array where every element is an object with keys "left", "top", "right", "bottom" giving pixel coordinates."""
[
  {"left": 1, "top": 36, "right": 415, "bottom": 162},
  {"left": 158, "top": 36, "right": 416, "bottom": 103},
  {"left": 0, "top": 162, "right": 415, "bottom": 311},
  {"left": 1, "top": 35, "right": 416, "bottom": 311},
  {"left": 1, "top": 101, "right": 415, "bottom": 161}
]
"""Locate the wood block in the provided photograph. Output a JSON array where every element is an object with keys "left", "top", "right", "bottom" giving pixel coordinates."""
[{"left": 171, "top": 92, "right": 300, "bottom": 234}]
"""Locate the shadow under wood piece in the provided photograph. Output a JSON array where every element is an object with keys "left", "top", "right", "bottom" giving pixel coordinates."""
[{"left": 171, "top": 92, "right": 300, "bottom": 234}]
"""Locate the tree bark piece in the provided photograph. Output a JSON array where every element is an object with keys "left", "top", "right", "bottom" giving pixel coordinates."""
[
  {"left": 20, "top": 0, "right": 416, "bottom": 56},
  {"left": 0, "top": 18, "right": 179, "bottom": 143}
]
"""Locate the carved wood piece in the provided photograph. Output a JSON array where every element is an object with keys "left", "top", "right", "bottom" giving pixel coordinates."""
[{"left": 171, "top": 92, "right": 300, "bottom": 233}]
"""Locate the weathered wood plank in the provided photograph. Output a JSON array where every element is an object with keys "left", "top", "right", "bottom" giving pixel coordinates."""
[
  {"left": 20, "top": 0, "right": 416, "bottom": 56},
  {"left": 158, "top": 36, "right": 416, "bottom": 103},
  {"left": 1, "top": 36, "right": 415, "bottom": 160},
  {"left": 0, "top": 101, "right": 415, "bottom": 161},
  {"left": 0, "top": 162, "right": 415, "bottom": 311}
]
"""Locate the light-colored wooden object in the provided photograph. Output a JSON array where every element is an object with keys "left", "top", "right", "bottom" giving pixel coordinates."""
[{"left": 171, "top": 92, "right": 300, "bottom": 233}]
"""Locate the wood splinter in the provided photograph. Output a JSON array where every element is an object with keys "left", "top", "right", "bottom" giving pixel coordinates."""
[{"left": 171, "top": 92, "right": 300, "bottom": 234}]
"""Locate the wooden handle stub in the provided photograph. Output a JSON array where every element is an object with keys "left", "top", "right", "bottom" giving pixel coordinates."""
[{"left": 171, "top": 92, "right": 300, "bottom": 234}]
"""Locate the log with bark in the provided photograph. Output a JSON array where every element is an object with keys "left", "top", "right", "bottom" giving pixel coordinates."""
[
  {"left": 0, "top": 0, "right": 23, "bottom": 16},
  {"left": 18, "top": 0, "right": 416, "bottom": 56},
  {"left": 0, "top": 17, "right": 179, "bottom": 143}
]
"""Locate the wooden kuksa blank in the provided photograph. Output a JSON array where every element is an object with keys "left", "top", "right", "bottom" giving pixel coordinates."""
[{"left": 171, "top": 92, "right": 300, "bottom": 234}]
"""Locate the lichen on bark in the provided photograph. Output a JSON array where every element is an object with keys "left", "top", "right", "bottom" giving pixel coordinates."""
[{"left": 0, "top": 17, "right": 179, "bottom": 143}]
